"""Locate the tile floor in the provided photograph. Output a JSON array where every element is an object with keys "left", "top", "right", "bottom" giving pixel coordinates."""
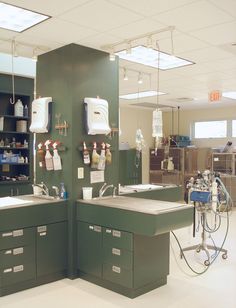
[{"left": 1, "top": 210, "right": 236, "bottom": 308}]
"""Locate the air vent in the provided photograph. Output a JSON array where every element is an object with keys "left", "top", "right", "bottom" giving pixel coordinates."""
[{"left": 170, "top": 97, "right": 194, "bottom": 103}]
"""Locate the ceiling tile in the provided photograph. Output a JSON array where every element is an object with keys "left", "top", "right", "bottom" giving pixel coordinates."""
[
  {"left": 59, "top": 0, "right": 143, "bottom": 32},
  {"left": 152, "top": 0, "right": 234, "bottom": 31},
  {"left": 205, "top": 57, "right": 236, "bottom": 70},
  {"left": 191, "top": 21, "right": 236, "bottom": 45},
  {"left": 193, "top": 71, "right": 232, "bottom": 83},
  {"left": 106, "top": 18, "right": 165, "bottom": 40},
  {"left": 2, "top": 0, "right": 91, "bottom": 16},
  {"left": 22, "top": 18, "right": 98, "bottom": 44},
  {"left": 208, "top": 0, "right": 236, "bottom": 18},
  {"left": 108, "top": 0, "right": 198, "bottom": 17},
  {"left": 79, "top": 33, "right": 122, "bottom": 50},
  {"left": 0, "top": 28, "right": 16, "bottom": 40}
]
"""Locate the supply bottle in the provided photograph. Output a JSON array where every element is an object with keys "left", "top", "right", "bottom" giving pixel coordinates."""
[
  {"left": 44, "top": 140, "right": 54, "bottom": 171},
  {"left": 98, "top": 142, "right": 106, "bottom": 170},
  {"left": 14, "top": 99, "right": 24, "bottom": 117},
  {"left": 37, "top": 143, "right": 45, "bottom": 168},
  {"left": 60, "top": 183, "right": 67, "bottom": 199},
  {"left": 52, "top": 142, "right": 62, "bottom": 170},
  {"left": 105, "top": 143, "right": 112, "bottom": 165},
  {"left": 91, "top": 142, "right": 100, "bottom": 169},
  {"left": 23, "top": 105, "right": 28, "bottom": 117},
  {"left": 83, "top": 141, "right": 90, "bottom": 165}
]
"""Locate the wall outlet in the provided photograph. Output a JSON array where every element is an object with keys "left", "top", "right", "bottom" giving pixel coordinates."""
[{"left": 78, "top": 167, "right": 84, "bottom": 179}]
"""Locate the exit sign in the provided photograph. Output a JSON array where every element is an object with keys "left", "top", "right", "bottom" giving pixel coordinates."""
[{"left": 209, "top": 90, "right": 221, "bottom": 102}]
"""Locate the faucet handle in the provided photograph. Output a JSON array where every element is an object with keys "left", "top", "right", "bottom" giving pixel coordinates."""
[{"left": 113, "top": 186, "right": 117, "bottom": 197}]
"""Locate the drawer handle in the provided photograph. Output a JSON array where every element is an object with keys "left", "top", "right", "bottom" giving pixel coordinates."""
[
  {"left": 37, "top": 226, "right": 47, "bottom": 233},
  {"left": 13, "top": 230, "right": 23, "bottom": 237},
  {"left": 112, "top": 266, "right": 121, "bottom": 274},
  {"left": 39, "top": 232, "right": 47, "bottom": 236},
  {"left": 94, "top": 226, "right": 101, "bottom": 233},
  {"left": 13, "top": 247, "right": 24, "bottom": 255},
  {"left": 3, "top": 268, "right": 12, "bottom": 274},
  {"left": 4, "top": 250, "right": 12, "bottom": 255},
  {"left": 112, "top": 248, "right": 121, "bottom": 256},
  {"left": 112, "top": 230, "right": 121, "bottom": 238},
  {"left": 89, "top": 225, "right": 94, "bottom": 230},
  {"left": 106, "top": 229, "right": 112, "bottom": 234},
  {"left": 13, "top": 265, "right": 24, "bottom": 273},
  {"left": 2, "top": 232, "right": 13, "bottom": 238}
]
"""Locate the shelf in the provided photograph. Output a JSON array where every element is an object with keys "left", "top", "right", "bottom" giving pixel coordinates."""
[
  {"left": 0, "top": 163, "right": 29, "bottom": 166},
  {"left": 0, "top": 115, "right": 29, "bottom": 120},
  {"left": 0, "top": 147, "right": 29, "bottom": 150},
  {"left": 0, "top": 131, "right": 30, "bottom": 135},
  {"left": 0, "top": 180, "right": 30, "bottom": 185}
]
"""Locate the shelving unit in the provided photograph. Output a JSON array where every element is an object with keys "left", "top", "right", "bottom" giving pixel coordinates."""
[{"left": 0, "top": 74, "right": 33, "bottom": 194}]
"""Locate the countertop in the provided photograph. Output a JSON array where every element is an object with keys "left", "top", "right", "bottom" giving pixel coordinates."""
[
  {"left": 0, "top": 195, "right": 64, "bottom": 210},
  {"left": 79, "top": 196, "right": 192, "bottom": 215}
]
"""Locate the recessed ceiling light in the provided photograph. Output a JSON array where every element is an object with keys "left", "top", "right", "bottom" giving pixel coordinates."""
[
  {"left": 0, "top": 2, "right": 50, "bottom": 32},
  {"left": 115, "top": 45, "right": 194, "bottom": 70},
  {"left": 119, "top": 90, "right": 166, "bottom": 100},
  {"left": 222, "top": 91, "right": 236, "bottom": 100}
]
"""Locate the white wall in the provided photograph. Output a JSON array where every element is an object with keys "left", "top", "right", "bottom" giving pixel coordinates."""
[
  {"left": 120, "top": 107, "right": 154, "bottom": 183},
  {"left": 163, "top": 106, "right": 236, "bottom": 148}
]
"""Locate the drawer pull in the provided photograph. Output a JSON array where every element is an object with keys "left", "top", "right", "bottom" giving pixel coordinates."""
[
  {"left": 3, "top": 268, "right": 12, "bottom": 274},
  {"left": 13, "top": 265, "right": 24, "bottom": 273},
  {"left": 13, "top": 247, "right": 24, "bottom": 255},
  {"left": 13, "top": 229, "right": 23, "bottom": 237},
  {"left": 112, "top": 230, "right": 121, "bottom": 238},
  {"left": 2, "top": 232, "right": 13, "bottom": 238},
  {"left": 112, "top": 266, "right": 121, "bottom": 274},
  {"left": 39, "top": 232, "right": 47, "bottom": 236},
  {"left": 94, "top": 226, "right": 101, "bottom": 233},
  {"left": 106, "top": 229, "right": 112, "bottom": 234},
  {"left": 112, "top": 248, "right": 121, "bottom": 256},
  {"left": 37, "top": 226, "right": 47, "bottom": 233},
  {"left": 89, "top": 225, "right": 94, "bottom": 230},
  {"left": 5, "top": 250, "right": 12, "bottom": 255}
]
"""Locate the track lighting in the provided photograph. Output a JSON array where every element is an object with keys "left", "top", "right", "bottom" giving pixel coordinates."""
[
  {"left": 109, "top": 48, "right": 116, "bottom": 61},
  {"left": 123, "top": 68, "right": 128, "bottom": 81},
  {"left": 126, "top": 41, "right": 132, "bottom": 54},
  {"left": 32, "top": 48, "right": 38, "bottom": 62},
  {"left": 138, "top": 72, "right": 143, "bottom": 84}
]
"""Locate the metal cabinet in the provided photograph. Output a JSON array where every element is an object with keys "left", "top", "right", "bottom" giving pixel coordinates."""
[
  {"left": 36, "top": 222, "right": 68, "bottom": 277},
  {"left": 77, "top": 222, "right": 103, "bottom": 277}
]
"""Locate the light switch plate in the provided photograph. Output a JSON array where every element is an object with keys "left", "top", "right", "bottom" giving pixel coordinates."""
[{"left": 78, "top": 167, "right": 84, "bottom": 179}]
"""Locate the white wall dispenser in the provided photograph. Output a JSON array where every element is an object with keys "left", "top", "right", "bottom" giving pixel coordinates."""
[
  {"left": 29, "top": 97, "right": 52, "bottom": 133},
  {"left": 84, "top": 97, "right": 111, "bottom": 135}
]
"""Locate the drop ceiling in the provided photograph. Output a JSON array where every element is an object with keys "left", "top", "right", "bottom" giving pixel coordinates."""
[{"left": 0, "top": 0, "right": 236, "bottom": 110}]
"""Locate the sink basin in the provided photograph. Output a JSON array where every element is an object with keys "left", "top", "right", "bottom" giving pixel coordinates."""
[{"left": 31, "top": 194, "right": 56, "bottom": 201}]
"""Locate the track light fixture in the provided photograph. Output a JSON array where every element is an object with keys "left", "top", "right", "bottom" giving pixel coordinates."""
[
  {"left": 138, "top": 72, "right": 143, "bottom": 84},
  {"left": 123, "top": 68, "right": 128, "bottom": 81},
  {"left": 126, "top": 41, "right": 132, "bottom": 54},
  {"left": 32, "top": 48, "right": 38, "bottom": 62},
  {"left": 109, "top": 48, "right": 116, "bottom": 61}
]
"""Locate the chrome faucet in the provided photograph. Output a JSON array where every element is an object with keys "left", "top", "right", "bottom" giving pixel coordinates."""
[
  {"left": 33, "top": 182, "right": 49, "bottom": 196},
  {"left": 52, "top": 186, "right": 60, "bottom": 199},
  {"left": 99, "top": 183, "right": 114, "bottom": 198}
]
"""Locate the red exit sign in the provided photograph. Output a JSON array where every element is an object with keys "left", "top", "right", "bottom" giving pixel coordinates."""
[{"left": 209, "top": 90, "right": 222, "bottom": 102}]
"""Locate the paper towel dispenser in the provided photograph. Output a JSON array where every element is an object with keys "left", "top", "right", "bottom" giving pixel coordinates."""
[
  {"left": 29, "top": 97, "right": 52, "bottom": 133},
  {"left": 84, "top": 97, "right": 111, "bottom": 135}
]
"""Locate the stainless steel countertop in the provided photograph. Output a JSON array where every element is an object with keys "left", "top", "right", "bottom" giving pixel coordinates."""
[
  {"left": 0, "top": 195, "right": 64, "bottom": 210},
  {"left": 119, "top": 184, "right": 178, "bottom": 195},
  {"left": 79, "top": 196, "right": 192, "bottom": 215}
]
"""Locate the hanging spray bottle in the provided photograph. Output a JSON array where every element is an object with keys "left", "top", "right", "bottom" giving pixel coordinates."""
[
  {"left": 37, "top": 142, "right": 45, "bottom": 168},
  {"left": 91, "top": 142, "right": 100, "bottom": 169},
  {"left": 98, "top": 142, "right": 106, "bottom": 170},
  {"left": 52, "top": 142, "right": 62, "bottom": 171},
  {"left": 105, "top": 143, "right": 112, "bottom": 165},
  {"left": 44, "top": 140, "right": 54, "bottom": 171}
]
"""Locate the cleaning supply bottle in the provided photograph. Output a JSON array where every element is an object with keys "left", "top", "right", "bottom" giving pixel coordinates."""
[
  {"left": 37, "top": 143, "right": 45, "bottom": 168},
  {"left": 98, "top": 142, "right": 106, "bottom": 170},
  {"left": 83, "top": 141, "right": 90, "bottom": 165},
  {"left": 60, "top": 182, "right": 67, "bottom": 199},
  {"left": 14, "top": 99, "right": 24, "bottom": 117},
  {"left": 23, "top": 105, "right": 28, "bottom": 117},
  {"left": 44, "top": 140, "right": 54, "bottom": 171},
  {"left": 52, "top": 142, "right": 62, "bottom": 171},
  {"left": 105, "top": 143, "right": 112, "bottom": 165},
  {"left": 91, "top": 142, "right": 100, "bottom": 169}
]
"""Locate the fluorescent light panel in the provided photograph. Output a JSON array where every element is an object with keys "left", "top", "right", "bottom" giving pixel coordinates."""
[
  {"left": 119, "top": 90, "right": 166, "bottom": 100},
  {"left": 0, "top": 2, "right": 50, "bottom": 32},
  {"left": 222, "top": 91, "right": 236, "bottom": 100},
  {"left": 115, "top": 45, "right": 194, "bottom": 70}
]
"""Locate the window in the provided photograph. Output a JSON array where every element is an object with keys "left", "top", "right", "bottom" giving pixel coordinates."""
[
  {"left": 233, "top": 120, "right": 236, "bottom": 137},
  {"left": 194, "top": 121, "right": 227, "bottom": 139}
]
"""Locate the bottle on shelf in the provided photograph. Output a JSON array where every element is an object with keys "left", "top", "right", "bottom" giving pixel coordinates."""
[
  {"left": 23, "top": 105, "right": 28, "bottom": 117},
  {"left": 14, "top": 99, "right": 24, "bottom": 117}
]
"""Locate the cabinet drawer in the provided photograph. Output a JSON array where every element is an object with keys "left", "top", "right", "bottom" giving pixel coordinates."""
[
  {"left": 0, "top": 227, "right": 34, "bottom": 250},
  {"left": 103, "top": 246, "right": 133, "bottom": 270},
  {"left": 0, "top": 245, "right": 35, "bottom": 268},
  {"left": 103, "top": 228, "right": 133, "bottom": 251},
  {"left": 0, "top": 262, "right": 36, "bottom": 287},
  {"left": 103, "top": 263, "right": 133, "bottom": 288}
]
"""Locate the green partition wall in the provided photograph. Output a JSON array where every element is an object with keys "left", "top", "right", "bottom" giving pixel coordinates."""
[{"left": 36, "top": 43, "right": 119, "bottom": 277}]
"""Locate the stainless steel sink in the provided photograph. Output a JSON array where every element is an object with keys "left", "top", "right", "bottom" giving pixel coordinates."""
[{"left": 31, "top": 194, "right": 57, "bottom": 201}]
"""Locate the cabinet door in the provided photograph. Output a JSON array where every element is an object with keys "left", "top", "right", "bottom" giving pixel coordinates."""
[
  {"left": 36, "top": 222, "right": 67, "bottom": 277},
  {"left": 77, "top": 221, "right": 102, "bottom": 278}
]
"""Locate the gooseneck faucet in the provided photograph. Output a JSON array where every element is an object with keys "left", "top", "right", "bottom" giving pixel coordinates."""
[{"left": 99, "top": 183, "right": 114, "bottom": 198}]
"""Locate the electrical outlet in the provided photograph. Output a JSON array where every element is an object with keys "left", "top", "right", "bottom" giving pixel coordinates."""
[{"left": 78, "top": 167, "right": 84, "bottom": 179}]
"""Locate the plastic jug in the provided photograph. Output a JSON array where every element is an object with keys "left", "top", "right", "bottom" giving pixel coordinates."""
[{"left": 14, "top": 99, "right": 24, "bottom": 117}]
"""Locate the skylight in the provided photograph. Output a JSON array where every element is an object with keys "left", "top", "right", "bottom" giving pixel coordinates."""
[
  {"left": 115, "top": 45, "right": 194, "bottom": 70},
  {"left": 222, "top": 92, "right": 236, "bottom": 100},
  {"left": 0, "top": 2, "right": 50, "bottom": 32},
  {"left": 119, "top": 90, "right": 166, "bottom": 100}
]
